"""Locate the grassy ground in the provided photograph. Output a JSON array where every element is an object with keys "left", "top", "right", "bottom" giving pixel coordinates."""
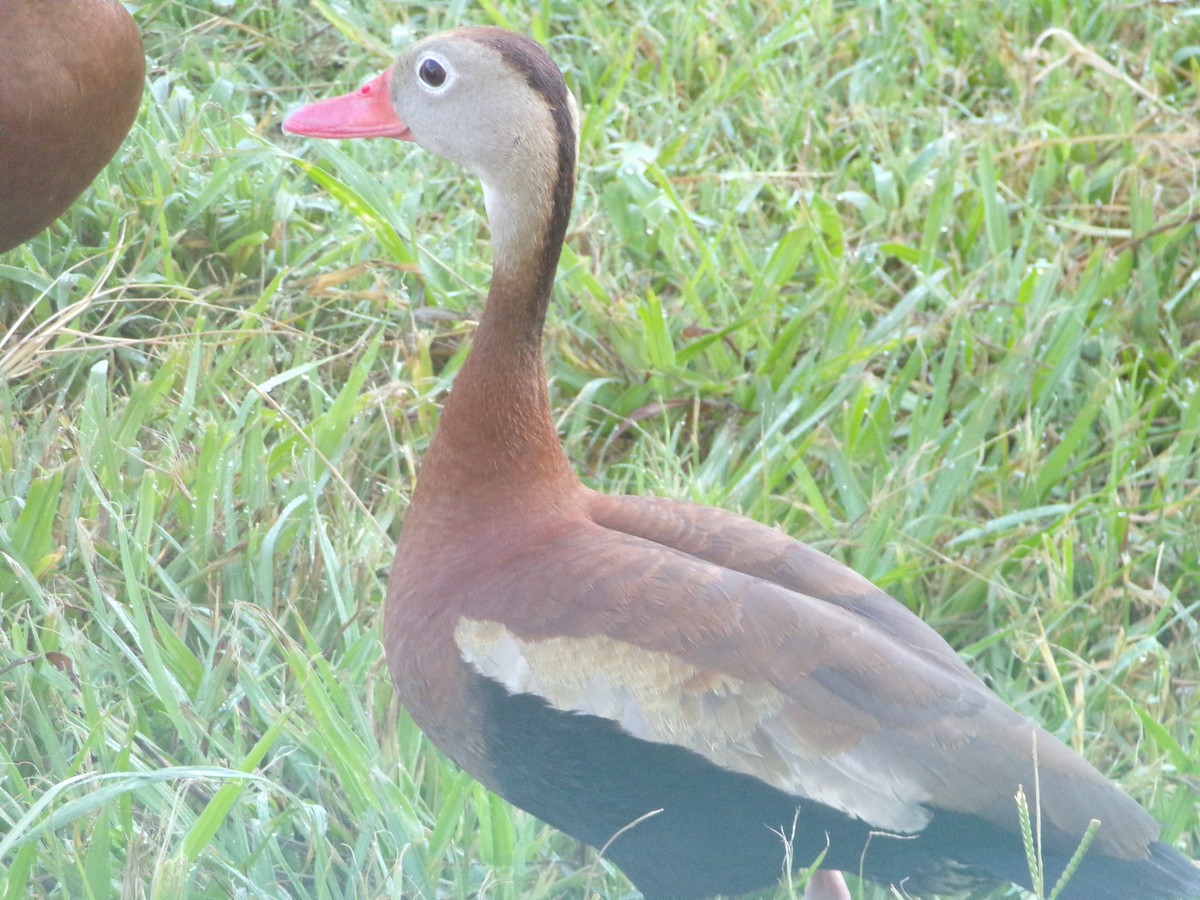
[{"left": 2, "top": 0, "right": 1198, "bottom": 897}]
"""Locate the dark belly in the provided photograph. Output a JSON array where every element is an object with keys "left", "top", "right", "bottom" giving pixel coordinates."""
[{"left": 464, "top": 670, "right": 974, "bottom": 899}]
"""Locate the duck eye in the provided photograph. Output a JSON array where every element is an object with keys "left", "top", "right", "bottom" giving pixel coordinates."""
[{"left": 418, "top": 58, "right": 447, "bottom": 88}]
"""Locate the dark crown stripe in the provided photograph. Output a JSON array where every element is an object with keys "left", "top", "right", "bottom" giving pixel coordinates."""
[{"left": 465, "top": 27, "right": 577, "bottom": 308}]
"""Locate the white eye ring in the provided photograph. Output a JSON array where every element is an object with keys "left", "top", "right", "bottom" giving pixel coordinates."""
[{"left": 416, "top": 53, "right": 454, "bottom": 91}]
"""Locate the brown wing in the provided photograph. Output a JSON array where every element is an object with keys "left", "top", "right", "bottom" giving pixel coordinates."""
[
  {"left": 588, "top": 491, "right": 978, "bottom": 675},
  {"left": 454, "top": 490, "right": 1159, "bottom": 859}
]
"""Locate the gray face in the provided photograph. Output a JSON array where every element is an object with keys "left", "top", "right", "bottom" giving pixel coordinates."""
[
  {"left": 390, "top": 32, "right": 565, "bottom": 192},
  {"left": 387, "top": 28, "right": 579, "bottom": 274}
]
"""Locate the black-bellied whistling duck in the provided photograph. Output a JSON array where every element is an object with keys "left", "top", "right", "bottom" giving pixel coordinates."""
[
  {"left": 0, "top": 0, "right": 144, "bottom": 254},
  {"left": 284, "top": 27, "right": 1200, "bottom": 900}
]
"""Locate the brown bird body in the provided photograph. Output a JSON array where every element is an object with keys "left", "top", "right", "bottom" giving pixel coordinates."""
[
  {"left": 285, "top": 27, "right": 1200, "bottom": 900},
  {"left": 0, "top": 0, "right": 144, "bottom": 254}
]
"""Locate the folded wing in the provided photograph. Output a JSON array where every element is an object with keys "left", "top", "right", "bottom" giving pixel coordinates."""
[{"left": 455, "top": 491, "right": 1159, "bottom": 860}]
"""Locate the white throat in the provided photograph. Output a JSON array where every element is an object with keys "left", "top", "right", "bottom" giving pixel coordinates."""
[{"left": 481, "top": 174, "right": 552, "bottom": 278}]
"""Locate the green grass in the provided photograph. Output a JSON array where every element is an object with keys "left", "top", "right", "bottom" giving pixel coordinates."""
[{"left": 1, "top": 0, "right": 1198, "bottom": 897}]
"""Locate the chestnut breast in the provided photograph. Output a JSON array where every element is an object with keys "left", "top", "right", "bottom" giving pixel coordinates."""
[{"left": 0, "top": 0, "right": 144, "bottom": 253}]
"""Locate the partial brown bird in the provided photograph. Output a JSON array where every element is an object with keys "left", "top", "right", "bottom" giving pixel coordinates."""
[
  {"left": 0, "top": 0, "right": 144, "bottom": 254},
  {"left": 284, "top": 26, "right": 1200, "bottom": 900}
]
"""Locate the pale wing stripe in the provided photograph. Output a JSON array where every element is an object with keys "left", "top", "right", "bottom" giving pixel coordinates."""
[{"left": 455, "top": 618, "right": 933, "bottom": 832}]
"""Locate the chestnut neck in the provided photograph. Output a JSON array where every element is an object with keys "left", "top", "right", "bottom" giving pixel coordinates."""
[{"left": 408, "top": 100, "right": 579, "bottom": 520}]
